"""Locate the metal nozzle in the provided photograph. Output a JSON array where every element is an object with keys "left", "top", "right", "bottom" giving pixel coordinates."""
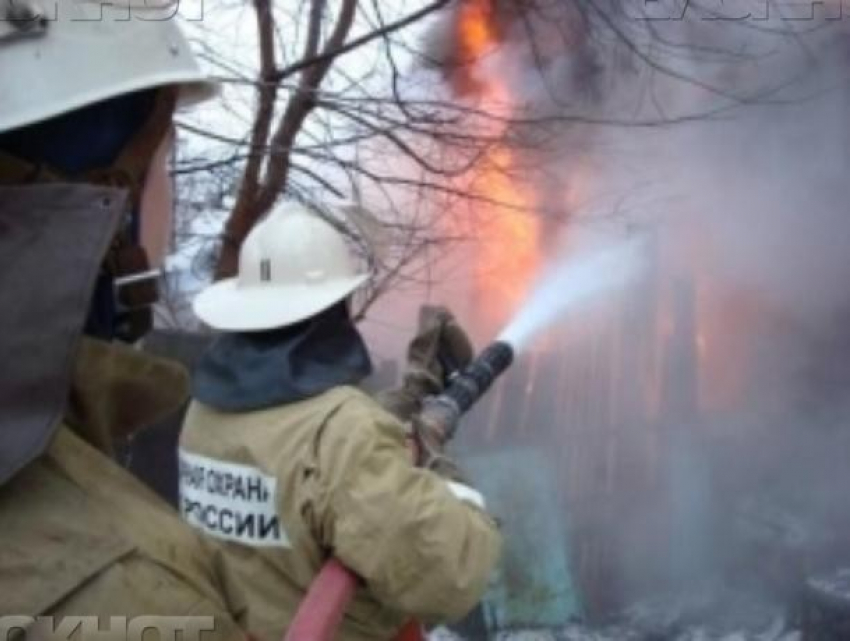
[
  {"left": 444, "top": 340, "right": 514, "bottom": 414},
  {"left": 420, "top": 340, "right": 514, "bottom": 441}
]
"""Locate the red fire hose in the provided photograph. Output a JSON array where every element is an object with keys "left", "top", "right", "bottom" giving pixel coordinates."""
[
  {"left": 282, "top": 557, "right": 424, "bottom": 640},
  {"left": 283, "top": 431, "right": 425, "bottom": 641},
  {"left": 282, "top": 559, "right": 362, "bottom": 641}
]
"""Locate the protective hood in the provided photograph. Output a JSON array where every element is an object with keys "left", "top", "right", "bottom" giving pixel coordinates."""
[
  {"left": 0, "top": 184, "right": 125, "bottom": 485},
  {"left": 193, "top": 303, "right": 373, "bottom": 412}
]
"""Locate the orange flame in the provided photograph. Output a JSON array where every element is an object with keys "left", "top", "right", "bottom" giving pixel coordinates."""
[
  {"left": 453, "top": 0, "right": 540, "bottom": 329},
  {"left": 452, "top": 0, "right": 498, "bottom": 96},
  {"left": 458, "top": 0, "right": 496, "bottom": 57}
]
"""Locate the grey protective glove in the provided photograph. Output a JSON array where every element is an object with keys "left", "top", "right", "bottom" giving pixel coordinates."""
[
  {"left": 376, "top": 305, "right": 474, "bottom": 422},
  {"left": 376, "top": 305, "right": 474, "bottom": 482}
]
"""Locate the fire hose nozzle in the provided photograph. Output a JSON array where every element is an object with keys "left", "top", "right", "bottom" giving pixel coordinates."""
[{"left": 418, "top": 340, "right": 514, "bottom": 442}]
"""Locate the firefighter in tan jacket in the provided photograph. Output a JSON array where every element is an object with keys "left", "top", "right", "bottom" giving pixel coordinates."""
[
  {"left": 0, "top": 2, "right": 246, "bottom": 636},
  {"left": 179, "top": 205, "right": 502, "bottom": 640}
]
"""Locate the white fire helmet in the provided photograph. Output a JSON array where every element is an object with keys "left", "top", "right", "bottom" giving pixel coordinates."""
[
  {"left": 194, "top": 203, "right": 371, "bottom": 332},
  {"left": 0, "top": 0, "right": 216, "bottom": 133}
]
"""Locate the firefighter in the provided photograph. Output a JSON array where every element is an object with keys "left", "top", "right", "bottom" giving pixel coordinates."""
[
  {"left": 179, "top": 203, "right": 502, "bottom": 641},
  {"left": 0, "top": 0, "right": 247, "bottom": 634}
]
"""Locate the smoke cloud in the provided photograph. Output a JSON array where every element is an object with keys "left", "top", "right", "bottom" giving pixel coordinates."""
[{"left": 398, "top": 1, "right": 850, "bottom": 632}]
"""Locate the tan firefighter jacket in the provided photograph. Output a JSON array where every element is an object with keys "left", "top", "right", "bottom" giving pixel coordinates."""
[
  {"left": 179, "top": 386, "right": 501, "bottom": 641},
  {"left": 0, "top": 339, "right": 248, "bottom": 638}
]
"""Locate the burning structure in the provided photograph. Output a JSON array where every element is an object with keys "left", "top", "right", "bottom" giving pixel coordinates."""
[{"left": 361, "top": 0, "right": 850, "bottom": 638}]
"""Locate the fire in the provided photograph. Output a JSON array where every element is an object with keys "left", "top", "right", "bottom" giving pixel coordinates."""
[
  {"left": 452, "top": 0, "right": 499, "bottom": 96},
  {"left": 457, "top": 0, "right": 496, "bottom": 58},
  {"left": 472, "top": 149, "right": 539, "bottom": 323},
  {"left": 452, "top": 0, "right": 541, "bottom": 330}
]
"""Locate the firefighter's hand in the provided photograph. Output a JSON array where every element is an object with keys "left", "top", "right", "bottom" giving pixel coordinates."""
[
  {"left": 377, "top": 305, "right": 474, "bottom": 421},
  {"left": 409, "top": 304, "right": 474, "bottom": 384}
]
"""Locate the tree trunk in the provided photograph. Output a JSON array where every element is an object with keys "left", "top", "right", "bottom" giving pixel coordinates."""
[{"left": 216, "top": 199, "right": 262, "bottom": 279}]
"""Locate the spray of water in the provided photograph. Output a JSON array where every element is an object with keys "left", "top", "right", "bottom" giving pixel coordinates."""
[{"left": 498, "top": 236, "right": 648, "bottom": 351}]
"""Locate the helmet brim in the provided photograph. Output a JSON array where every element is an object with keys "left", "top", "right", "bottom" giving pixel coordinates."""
[
  {"left": 193, "top": 273, "right": 370, "bottom": 332},
  {"left": 0, "top": 0, "right": 218, "bottom": 134}
]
